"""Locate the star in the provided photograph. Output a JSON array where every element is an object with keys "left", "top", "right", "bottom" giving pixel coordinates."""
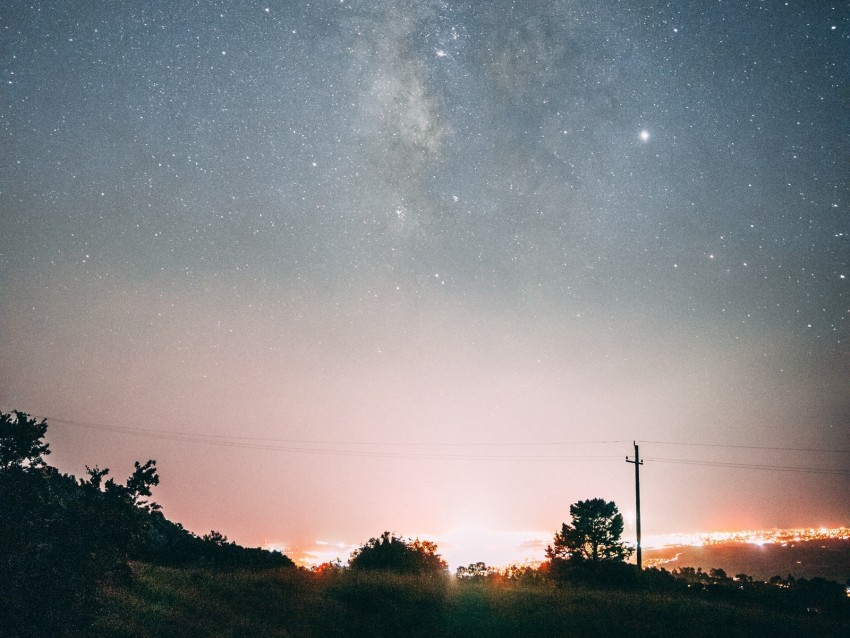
[{"left": 640, "top": 130, "right": 650, "bottom": 142}]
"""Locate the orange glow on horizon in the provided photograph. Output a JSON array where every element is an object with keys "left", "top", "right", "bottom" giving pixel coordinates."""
[
  {"left": 269, "top": 526, "right": 850, "bottom": 571},
  {"left": 643, "top": 526, "right": 850, "bottom": 549}
]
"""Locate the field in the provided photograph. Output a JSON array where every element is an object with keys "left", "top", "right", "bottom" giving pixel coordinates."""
[{"left": 89, "top": 563, "right": 850, "bottom": 638}]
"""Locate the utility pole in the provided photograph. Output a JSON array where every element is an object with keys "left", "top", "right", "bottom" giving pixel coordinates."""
[{"left": 626, "top": 441, "right": 643, "bottom": 570}]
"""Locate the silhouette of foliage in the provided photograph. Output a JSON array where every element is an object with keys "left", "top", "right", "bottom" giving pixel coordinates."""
[
  {"left": 671, "top": 566, "right": 850, "bottom": 614},
  {"left": 547, "top": 498, "right": 633, "bottom": 563},
  {"left": 135, "top": 512, "right": 294, "bottom": 569},
  {"left": 544, "top": 498, "right": 635, "bottom": 586},
  {"left": 0, "top": 410, "right": 292, "bottom": 637},
  {"left": 203, "top": 529, "right": 229, "bottom": 546},
  {"left": 0, "top": 410, "right": 50, "bottom": 470},
  {"left": 349, "top": 531, "right": 447, "bottom": 575},
  {"left": 501, "top": 563, "right": 546, "bottom": 583},
  {"left": 0, "top": 413, "right": 160, "bottom": 636},
  {"left": 125, "top": 459, "right": 160, "bottom": 510}
]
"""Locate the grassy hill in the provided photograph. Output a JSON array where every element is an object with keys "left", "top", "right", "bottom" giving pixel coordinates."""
[{"left": 90, "top": 562, "right": 850, "bottom": 638}]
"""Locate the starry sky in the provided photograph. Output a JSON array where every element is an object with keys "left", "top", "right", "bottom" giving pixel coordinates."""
[{"left": 1, "top": 1, "right": 848, "bottom": 567}]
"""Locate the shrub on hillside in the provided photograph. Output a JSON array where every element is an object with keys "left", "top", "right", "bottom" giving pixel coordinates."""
[{"left": 349, "top": 531, "right": 447, "bottom": 575}]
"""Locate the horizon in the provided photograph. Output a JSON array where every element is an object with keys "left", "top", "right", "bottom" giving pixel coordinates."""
[
  {"left": 273, "top": 525, "right": 850, "bottom": 571},
  {"left": 30, "top": 413, "right": 850, "bottom": 557},
  {"left": 21, "top": 409, "right": 850, "bottom": 572}
]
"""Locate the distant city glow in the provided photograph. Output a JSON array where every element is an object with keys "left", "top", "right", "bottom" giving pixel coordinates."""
[
  {"left": 643, "top": 526, "right": 850, "bottom": 549},
  {"left": 276, "top": 526, "right": 849, "bottom": 571},
  {"left": 432, "top": 527, "right": 550, "bottom": 569}
]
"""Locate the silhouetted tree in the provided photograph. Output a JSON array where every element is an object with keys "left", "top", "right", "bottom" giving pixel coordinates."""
[
  {"left": 502, "top": 563, "right": 545, "bottom": 582},
  {"left": 0, "top": 410, "right": 50, "bottom": 470},
  {"left": 0, "top": 409, "right": 294, "bottom": 636},
  {"left": 349, "top": 531, "right": 447, "bottom": 575},
  {"left": 709, "top": 567, "right": 732, "bottom": 584},
  {"left": 203, "top": 530, "right": 231, "bottom": 546},
  {"left": 547, "top": 498, "right": 633, "bottom": 563},
  {"left": 125, "top": 459, "right": 160, "bottom": 511},
  {"left": 0, "top": 411, "right": 161, "bottom": 636},
  {"left": 735, "top": 573, "right": 754, "bottom": 585}
]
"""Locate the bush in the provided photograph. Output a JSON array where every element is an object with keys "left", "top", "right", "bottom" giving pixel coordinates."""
[{"left": 349, "top": 531, "right": 447, "bottom": 575}]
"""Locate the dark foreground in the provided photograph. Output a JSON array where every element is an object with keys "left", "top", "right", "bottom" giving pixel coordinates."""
[{"left": 87, "top": 563, "right": 849, "bottom": 638}]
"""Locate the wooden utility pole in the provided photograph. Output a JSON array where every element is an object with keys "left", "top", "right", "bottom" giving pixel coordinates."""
[{"left": 626, "top": 441, "right": 643, "bottom": 570}]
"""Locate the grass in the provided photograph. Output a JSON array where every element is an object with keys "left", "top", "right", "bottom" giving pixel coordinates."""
[{"left": 90, "top": 563, "right": 850, "bottom": 637}]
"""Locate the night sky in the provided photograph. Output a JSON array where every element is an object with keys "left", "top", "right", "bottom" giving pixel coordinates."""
[{"left": 1, "top": 1, "right": 848, "bottom": 567}]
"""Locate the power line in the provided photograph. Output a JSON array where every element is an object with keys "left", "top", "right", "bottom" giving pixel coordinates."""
[
  {"left": 44, "top": 417, "right": 622, "bottom": 462},
  {"left": 43, "top": 416, "right": 850, "bottom": 454},
  {"left": 644, "top": 456, "right": 850, "bottom": 476},
  {"left": 640, "top": 439, "right": 850, "bottom": 455},
  {"left": 33, "top": 414, "right": 850, "bottom": 472},
  {"left": 44, "top": 416, "right": 628, "bottom": 448}
]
